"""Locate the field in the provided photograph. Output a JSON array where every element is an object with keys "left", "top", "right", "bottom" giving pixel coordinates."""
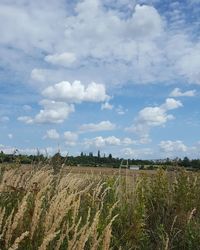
[{"left": 0, "top": 165, "right": 200, "bottom": 250}]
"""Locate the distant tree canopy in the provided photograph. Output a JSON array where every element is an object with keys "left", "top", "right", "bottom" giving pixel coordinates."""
[{"left": 0, "top": 150, "right": 200, "bottom": 169}]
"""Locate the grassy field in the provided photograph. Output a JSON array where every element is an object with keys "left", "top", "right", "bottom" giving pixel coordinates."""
[
  {"left": 1, "top": 164, "right": 157, "bottom": 176},
  {"left": 0, "top": 165, "right": 200, "bottom": 249}
]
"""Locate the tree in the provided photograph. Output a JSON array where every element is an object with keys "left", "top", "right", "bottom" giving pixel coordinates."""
[
  {"left": 89, "top": 152, "right": 93, "bottom": 157},
  {"left": 182, "top": 156, "right": 190, "bottom": 168}
]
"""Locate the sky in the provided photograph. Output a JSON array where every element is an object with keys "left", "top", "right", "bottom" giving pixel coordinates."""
[{"left": 0, "top": 0, "right": 200, "bottom": 159}]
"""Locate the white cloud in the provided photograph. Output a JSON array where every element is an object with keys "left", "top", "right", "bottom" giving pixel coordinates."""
[
  {"left": 23, "top": 105, "right": 32, "bottom": 111},
  {"left": 64, "top": 131, "right": 78, "bottom": 146},
  {"left": 161, "top": 98, "right": 183, "bottom": 110},
  {"left": 84, "top": 136, "right": 121, "bottom": 148},
  {"left": 0, "top": 1, "right": 65, "bottom": 53},
  {"left": 20, "top": 80, "right": 109, "bottom": 125},
  {"left": 116, "top": 105, "right": 128, "bottom": 115},
  {"left": 169, "top": 88, "right": 196, "bottom": 97},
  {"left": 45, "top": 52, "right": 77, "bottom": 67},
  {"left": 175, "top": 43, "right": 200, "bottom": 84},
  {"left": 0, "top": 1, "right": 199, "bottom": 87},
  {"left": 44, "top": 129, "right": 60, "bottom": 140},
  {"left": 126, "top": 98, "right": 183, "bottom": 138},
  {"left": 31, "top": 68, "right": 46, "bottom": 82},
  {"left": 17, "top": 116, "right": 31, "bottom": 123},
  {"left": 59, "top": 2, "right": 167, "bottom": 84},
  {"left": 122, "top": 137, "right": 136, "bottom": 145},
  {"left": 165, "top": 34, "right": 200, "bottom": 85},
  {"left": 0, "top": 116, "right": 9, "bottom": 122},
  {"left": 60, "top": 1, "right": 200, "bottom": 85},
  {"left": 106, "top": 136, "right": 121, "bottom": 146},
  {"left": 101, "top": 102, "right": 113, "bottom": 110},
  {"left": 42, "top": 81, "right": 109, "bottom": 103},
  {"left": 79, "top": 120, "right": 116, "bottom": 132},
  {"left": 0, "top": 144, "right": 56, "bottom": 156},
  {"left": 18, "top": 100, "right": 74, "bottom": 124},
  {"left": 138, "top": 136, "right": 152, "bottom": 144},
  {"left": 159, "top": 140, "right": 187, "bottom": 153},
  {"left": 83, "top": 135, "right": 137, "bottom": 149},
  {"left": 121, "top": 147, "right": 153, "bottom": 158},
  {"left": 8, "top": 134, "right": 13, "bottom": 139},
  {"left": 1, "top": 0, "right": 200, "bottom": 161}
]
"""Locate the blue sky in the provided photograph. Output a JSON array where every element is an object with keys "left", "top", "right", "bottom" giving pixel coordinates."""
[{"left": 0, "top": 0, "right": 200, "bottom": 159}]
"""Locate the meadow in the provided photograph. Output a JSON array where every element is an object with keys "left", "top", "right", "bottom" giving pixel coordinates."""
[{"left": 0, "top": 165, "right": 200, "bottom": 250}]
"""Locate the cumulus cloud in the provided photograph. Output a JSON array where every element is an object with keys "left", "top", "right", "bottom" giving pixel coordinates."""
[
  {"left": 79, "top": 120, "right": 116, "bottom": 133},
  {"left": 169, "top": 88, "right": 196, "bottom": 97},
  {"left": 1, "top": 0, "right": 200, "bottom": 159},
  {"left": 83, "top": 135, "right": 137, "bottom": 149},
  {"left": 0, "top": 1, "right": 200, "bottom": 86},
  {"left": 101, "top": 102, "right": 113, "bottom": 110},
  {"left": 0, "top": 116, "right": 9, "bottom": 122},
  {"left": 126, "top": 98, "right": 183, "bottom": 139},
  {"left": 116, "top": 105, "right": 127, "bottom": 115},
  {"left": 19, "top": 80, "right": 109, "bottom": 124},
  {"left": 174, "top": 43, "right": 200, "bottom": 84},
  {"left": 161, "top": 98, "right": 183, "bottom": 110},
  {"left": 0, "top": 144, "right": 56, "bottom": 155},
  {"left": 0, "top": 1, "right": 65, "bottom": 53},
  {"left": 45, "top": 52, "right": 77, "bottom": 67},
  {"left": 159, "top": 140, "right": 187, "bottom": 153},
  {"left": 23, "top": 105, "right": 32, "bottom": 111},
  {"left": 122, "top": 137, "right": 136, "bottom": 145},
  {"left": 18, "top": 100, "right": 74, "bottom": 124},
  {"left": 64, "top": 131, "right": 78, "bottom": 146},
  {"left": 166, "top": 34, "right": 200, "bottom": 85},
  {"left": 44, "top": 129, "right": 60, "bottom": 140},
  {"left": 8, "top": 134, "right": 13, "bottom": 139},
  {"left": 17, "top": 116, "right": 32, "bottom": 123},
  {"left": 60, "top": 1, "right": 200, "bottom": 85},
  {"left": 84, "top": 136, "right": 121, "bottom": 148},
  {"left": 138, "top": 136, "right": 152, "bottom": 144},
  {"left": 59, "top": 2, "right": 168, "bottom": 84},
  {"left": 31, "top": 68, "right": 46, "bottom": 82},
  {"left": 121, "top": 147, "right": 153, "bottom": 158},
  {"left": 42, "top": 81, "right": 109, "bottom": 103}
]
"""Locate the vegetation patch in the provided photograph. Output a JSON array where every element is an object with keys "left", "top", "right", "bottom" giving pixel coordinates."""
[{"left": 0, "top": 166, "right": 200, "bottom": 249}]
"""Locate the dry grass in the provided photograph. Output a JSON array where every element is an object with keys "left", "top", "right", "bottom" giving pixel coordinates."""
[
  {"left": 0, "top": 167, "right": 118, "bottom": 250},
  {"left": 0, "top": 166, "right": 200, "bottom": 249}
]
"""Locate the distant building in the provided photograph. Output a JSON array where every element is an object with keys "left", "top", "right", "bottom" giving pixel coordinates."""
[{"left": 129, "top": 165, "right": 140, "bottom": 170}]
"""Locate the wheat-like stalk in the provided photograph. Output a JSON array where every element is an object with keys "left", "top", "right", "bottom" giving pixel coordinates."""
[
  {"left": 75, "top": 210, "right": 101, "bottom": 250},
  {"left": 30, "top": 190, "right": 45, "bottom": 239},
  {"left": 0, "top": 207, "right": 5, "bottom": 232},
  {"left": 10, "top": 192, "right": 30, "bottom": 234},
  {"left": 54, "top": 222, "right": 67, "bottom": 250},
  {"left": 102, "top": 214, "right": 118, "bottom": 250},
  {"left": 67, "top": 207, "right": 91, "bottom": 249},
  {"left": 38, "top": 230, "right": 60, "bottom": 250},
  {"left": 187, "top": 208, "right": 197, "bottom": 224},
  {"left": 8, "top": 231, "right": 29, "bottom": 250},
  {"left": 44, "top": 189, "right": 76, "bottom": 235},
  {"left": 3, "top": 166, "right": 196, "bottom": 249},
  {"left": 164, "top": 233, "right": 169, "bottom": 250},
  {"left": 4, "top": 209, "right": 15, "bottom": 248}
]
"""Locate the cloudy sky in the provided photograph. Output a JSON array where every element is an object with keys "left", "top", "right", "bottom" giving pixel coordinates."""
[{"left": 0, "top": 0, "right": 200, "bottom": 159}]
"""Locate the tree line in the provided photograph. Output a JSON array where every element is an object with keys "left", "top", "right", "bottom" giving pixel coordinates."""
[{"left": 0, "top": 150, "right": 200, "bottom": 170}]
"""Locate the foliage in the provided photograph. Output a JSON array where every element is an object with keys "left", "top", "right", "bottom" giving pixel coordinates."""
[
  {"left": 1, "top": 150, "right": 200, "bottom": 170},
  {"left": 0, "top": 166, "right": 200, "bottom": 249}
]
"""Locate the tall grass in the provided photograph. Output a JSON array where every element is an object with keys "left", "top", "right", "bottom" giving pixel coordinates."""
[{"left": 0, "top": 166, "right": 200, "bottom": 249}]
